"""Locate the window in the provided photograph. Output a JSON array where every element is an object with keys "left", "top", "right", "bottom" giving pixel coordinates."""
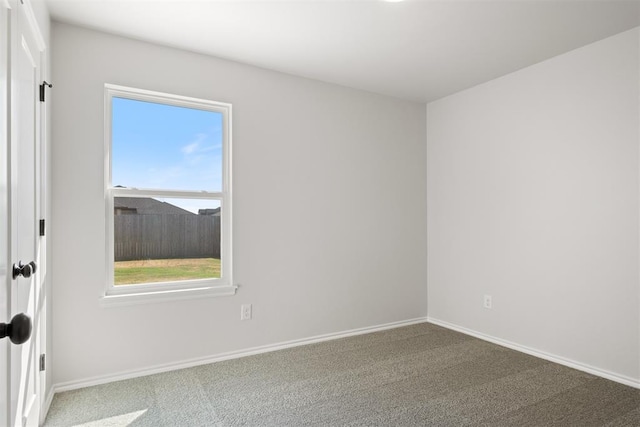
[{"left": 103, "top": 84, "right": 234, "bottom": 304}]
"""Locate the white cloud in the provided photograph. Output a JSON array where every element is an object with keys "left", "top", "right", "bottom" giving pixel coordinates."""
[
  {"left": 181, "top": 133, "right": 208, "bottom": 155},
  {"left": 181, "top": 141, "right": 199, "bottom": 155}
]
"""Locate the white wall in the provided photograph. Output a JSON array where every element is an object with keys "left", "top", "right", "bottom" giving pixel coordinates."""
[
  {"left": 51, "top": 23, "right": 427, "bottom": 386},
  {"left": 427, "top": 28, "right": 640, "bottom": 383}
]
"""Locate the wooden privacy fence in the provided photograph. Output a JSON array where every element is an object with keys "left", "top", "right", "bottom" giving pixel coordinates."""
[{"left": 114, "top": 214, "right": 221, "bottom": 261}]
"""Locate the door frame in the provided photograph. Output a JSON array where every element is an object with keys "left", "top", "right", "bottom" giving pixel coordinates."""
[
  {"left": 1, "top": 0, "right": 11, "bottom": 425},
  {"left": 1, "top": 0, "right": 49, "bottom": 424}
]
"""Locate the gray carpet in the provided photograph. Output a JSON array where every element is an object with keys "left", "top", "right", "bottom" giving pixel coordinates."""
[{"left": 44, "top": 322, "right": 640, "bottom": 426}]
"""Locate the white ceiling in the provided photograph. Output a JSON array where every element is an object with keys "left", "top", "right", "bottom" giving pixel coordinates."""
[{"left": 44, "top": 0, "right": 640, "bottom": 103}]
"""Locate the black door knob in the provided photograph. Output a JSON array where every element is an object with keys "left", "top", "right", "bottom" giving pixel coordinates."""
[
  {"left": 0, "top": 313, "right": 32, "bottom": 345},
  {"left": 12, "top": 261, "right": 37, "bottom": 279}
]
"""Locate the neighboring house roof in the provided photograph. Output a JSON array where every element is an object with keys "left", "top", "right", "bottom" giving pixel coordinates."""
[
  {"left": 114, "top": 197, "right": 195, "bottom": 215},
  {"left": 198, "top": 208, "right": 221, "bottom": 216}
]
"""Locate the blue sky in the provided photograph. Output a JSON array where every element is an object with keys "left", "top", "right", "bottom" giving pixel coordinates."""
[
  {"left": 112, "top": 97, "right": 223, "bottom": 213},
  {"left": 112, "top": 96, "right": 223, "bottom": 191}
]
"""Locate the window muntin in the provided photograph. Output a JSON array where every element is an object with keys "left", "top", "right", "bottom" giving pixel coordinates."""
[{"left": 104, "top": 84, "right": 233, "bottom": 300}]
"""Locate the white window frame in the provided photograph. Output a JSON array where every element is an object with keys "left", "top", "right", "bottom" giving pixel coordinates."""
[{"left": 102, "top": 84, "right": 235, "bottom": 306}]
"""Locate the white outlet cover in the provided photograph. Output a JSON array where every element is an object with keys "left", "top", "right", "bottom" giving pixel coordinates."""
[
  {"left": 241, "top": 304, "right": 252, "bottom": 320},
  {"left": 483, "top": 295, "right": 492, "bottom": 309}
]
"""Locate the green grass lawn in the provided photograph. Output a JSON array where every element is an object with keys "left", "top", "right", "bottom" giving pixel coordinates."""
[{"left": 114, "top": 258, "right": 221, "bottom": 285}]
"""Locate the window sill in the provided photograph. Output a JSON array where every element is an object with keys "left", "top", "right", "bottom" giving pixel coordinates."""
[{"left": 99, "top": 284, "right": 237, "bottom": 307}]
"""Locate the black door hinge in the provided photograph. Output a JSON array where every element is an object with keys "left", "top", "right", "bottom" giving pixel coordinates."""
[
  {"left": 39, "top": 81, "right": 52, "bottom": 102},
  {"left": 39, "top": 219, "right": 45, "bottom": 236},
  {"left": 40, "top": 354, "right": 46, "bottom": 372}
]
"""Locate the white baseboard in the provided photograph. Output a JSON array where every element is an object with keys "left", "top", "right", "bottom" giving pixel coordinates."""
[
  {"left": 52, "top": 317, "right": 429, "bottom": 393},
  {"left": 41, "top": 387, "right": 55, "bottom": 426},
  {"left": 427, "top": 317, "right": 640, "bottom": 390}
]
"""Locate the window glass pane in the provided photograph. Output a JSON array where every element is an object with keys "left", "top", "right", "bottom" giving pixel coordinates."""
[
  {"left": 113, "top": 197, "right": 221, "bottom": 285},
  {"left": 112, "top": 97, "right": 223, "bottom": 192}
]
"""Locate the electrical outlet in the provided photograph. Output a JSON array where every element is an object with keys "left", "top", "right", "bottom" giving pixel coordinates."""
[
  {"left": 241, "top": 304, "right": 252, "bottom": 320},
  {"left": 483, "top": 295, "right": 492, "bottom": 309}
]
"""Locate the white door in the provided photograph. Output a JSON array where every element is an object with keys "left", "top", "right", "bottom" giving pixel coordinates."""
[{"left": 2, "top": 0, "right": 43, "bottom": 425}]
